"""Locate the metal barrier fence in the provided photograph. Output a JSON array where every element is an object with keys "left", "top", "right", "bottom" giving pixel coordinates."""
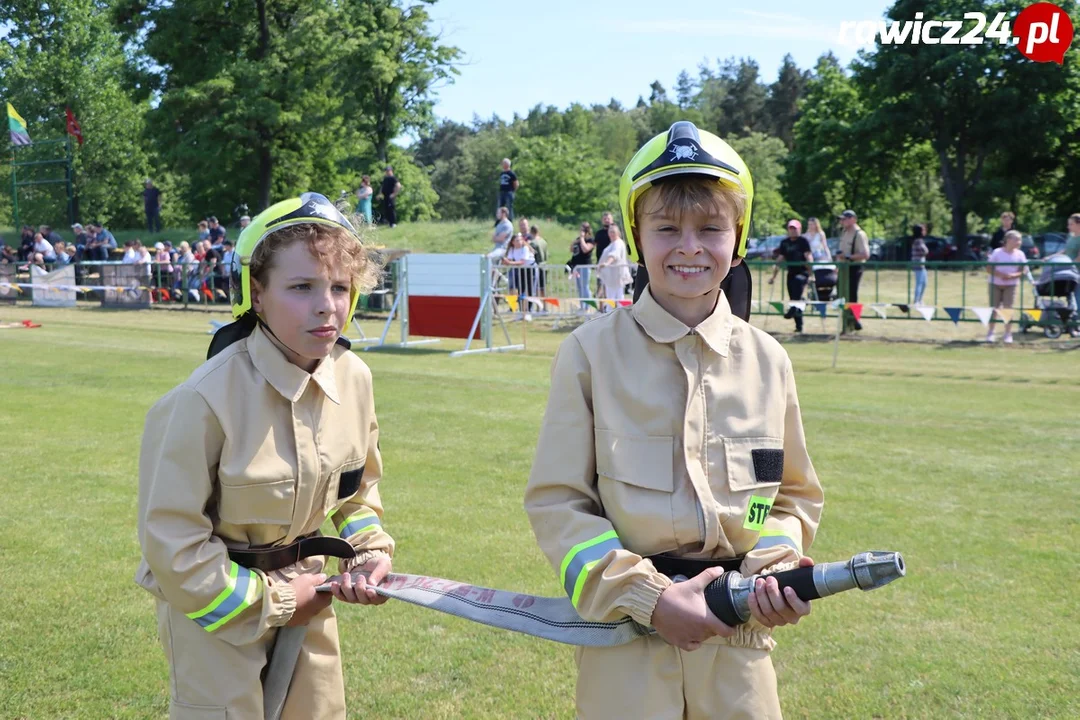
[
  {"left": 745, "top": 259, "right": 1076, "bottom": 325},
  {"left": 0, "top": 259, "right": 232, "bottom": 309},
  {"left": 2, "top": 257, "right": 1076, "bottom": 333}
]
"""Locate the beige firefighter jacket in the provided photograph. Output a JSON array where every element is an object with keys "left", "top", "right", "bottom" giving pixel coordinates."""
[
  {"left": 525, "top": 288, "right": 823, "bottom": 650},
  {"left": 135, "top": 324, "right": 394, "bottom": 646}
]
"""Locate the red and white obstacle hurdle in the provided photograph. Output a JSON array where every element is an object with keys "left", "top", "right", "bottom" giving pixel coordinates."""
[{"left": 358, "top": 253, "right": 523, "bottom": 357}]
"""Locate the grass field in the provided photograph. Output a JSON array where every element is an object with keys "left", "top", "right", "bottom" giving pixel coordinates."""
[{"left": 1, "top": 307, "right": 1078, "bottom": 719}]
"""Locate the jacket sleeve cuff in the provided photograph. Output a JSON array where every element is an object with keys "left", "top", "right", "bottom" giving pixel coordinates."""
[
  {"left": 266, "top": 578, "right": 297, "bottom": 628},
  {"left": 617, "top": 572, "right": 672, "bottom": 627},
  {"left": 339, "top": 548, "right": 391, "bottom": 575}
]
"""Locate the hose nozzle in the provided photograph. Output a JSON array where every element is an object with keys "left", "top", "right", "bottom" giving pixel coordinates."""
[{"left": 704, "top": 550, "right": 907, "bottom": 626}]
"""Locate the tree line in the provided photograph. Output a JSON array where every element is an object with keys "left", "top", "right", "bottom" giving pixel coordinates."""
[{"left": 2, "top": 0, "right": 1078, "bottom": 254}]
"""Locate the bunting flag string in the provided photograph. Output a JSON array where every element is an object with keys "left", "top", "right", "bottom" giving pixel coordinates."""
[{"left": 972, "top": 307, "right": 994, "bottom": 327}]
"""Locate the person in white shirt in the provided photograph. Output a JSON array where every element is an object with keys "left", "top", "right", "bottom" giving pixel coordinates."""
[
  {"left": 122, "top": 241, "right": 138, "bottom": 263},
  {"left": 502, "top": 232, "right": 536, "bottom": 300},
  {"left": 597, "top": 225, "right": 632, "bottom": 303},
  {"left": 31, "top": 233, "right": 56, "bottom": 263},
  {"left": 490, "top": 206, "right": 514, "bottom": 258},
  {"left": 804, "top": 217, "right": 836, "bottom": 299}
]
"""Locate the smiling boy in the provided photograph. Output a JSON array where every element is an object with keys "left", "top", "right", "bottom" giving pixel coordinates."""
[{"left": 524, "top": 122, "right": 824, "bottom": 719}]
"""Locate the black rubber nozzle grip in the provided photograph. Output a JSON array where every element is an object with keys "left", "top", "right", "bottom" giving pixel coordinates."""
[{"left": 768, "top": 565, "right": 821, "bottom": 602}]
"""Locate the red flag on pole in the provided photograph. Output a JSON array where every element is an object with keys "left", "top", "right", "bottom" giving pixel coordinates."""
[{"left": 65, "top": 107, "right": 84, "bottom": 146}]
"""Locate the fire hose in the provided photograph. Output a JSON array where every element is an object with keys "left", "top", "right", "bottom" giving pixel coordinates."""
[{"left": 263, "top": 551, "right": 904, "bottom": 720}]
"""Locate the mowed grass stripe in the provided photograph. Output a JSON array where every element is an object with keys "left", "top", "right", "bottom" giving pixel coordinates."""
[{"left": 0, "top": 306, "right": 1076, "bottom": 719}]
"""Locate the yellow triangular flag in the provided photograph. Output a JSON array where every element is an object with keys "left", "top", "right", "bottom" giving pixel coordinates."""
[
  {"left": 603, "top": 299, "right": 616, "bottom": 308},
  {"left": 1025, "top": 308, "right": 1042, "bottom": 322},
  {"left": 505, "top": 295, "right": 519, "bottom": 312}
]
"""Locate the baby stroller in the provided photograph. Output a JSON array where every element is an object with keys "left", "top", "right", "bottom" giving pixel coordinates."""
[
  {"left": 808, "top": 265, "right": 838, "bottom": 301},
  {"left": 1020, "top": 256, "right": 1080, "bottom": 338}
]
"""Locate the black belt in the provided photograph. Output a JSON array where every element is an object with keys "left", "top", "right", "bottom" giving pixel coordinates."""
[
  {"left": 228, "top": 534, "right": 356, "bottom": 573},
  {"left": 647, "top": 554, "right": 744, "bottom": 579}
]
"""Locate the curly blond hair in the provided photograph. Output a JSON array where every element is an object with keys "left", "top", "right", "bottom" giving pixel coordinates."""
[{"left": 249, "top": 211, "right": 383, "bottom": 297}]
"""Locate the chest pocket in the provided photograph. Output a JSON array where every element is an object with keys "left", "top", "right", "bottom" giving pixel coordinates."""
[
  {"left": 724, "top": 436, "right": 784, "bottom": 492},
  {"left": 217, "top": 478, "right": 296, "bottom": 527},
  {"left": 338, "top": 464, "right": 365, "bottom": 499},
  {"left": 323, "top": 459, "right": 367, "bottom": 518},
  {"left": 595, "top": 430, "right": 676, "bottom": 555}
]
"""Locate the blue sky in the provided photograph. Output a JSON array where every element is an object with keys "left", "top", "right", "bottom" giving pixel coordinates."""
[{"left": 428, "top": 0, "right": 895, "bottom": 123}]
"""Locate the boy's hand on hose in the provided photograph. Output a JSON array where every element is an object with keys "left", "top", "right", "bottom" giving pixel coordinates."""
[
  {"left": 650, "top": 567, "right": 734, "bottom": 651},
  {"left": 286, "top": 573, "right": 332, "bottom": 627},
  {"left": 328, "top": 555, "right": 392, "bottom": 606}
]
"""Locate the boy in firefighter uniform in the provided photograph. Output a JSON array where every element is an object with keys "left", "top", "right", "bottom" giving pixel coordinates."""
[
  {"left": 136, "top": 193, "right": 393, "bottom": 719},
  {"left": 524, "top": 122, "right": 824, "bottom": 720}
]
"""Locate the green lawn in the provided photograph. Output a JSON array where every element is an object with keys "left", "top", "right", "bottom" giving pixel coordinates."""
[{"left": 1, "top": 307, "right": 1077, "bottom": 719}]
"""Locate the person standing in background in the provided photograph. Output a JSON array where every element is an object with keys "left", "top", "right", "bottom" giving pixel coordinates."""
[
  {"left": 911, "top": 224, "right": 929, "bottom": 306},
  {"left": 991, "top": 212, "right": 1015, "bottom": 250},
  {"left": 355, "top": 175, "right": 373, "bottom": 224},
  {"left": 835, "top": 209, "right": 869, "bottom": 331},
  {"left": 568, "top": 222, "right": 595, "bottom": 304},
  {"left": 985, "top": 230, "right": 1027, "bottom": 344},
  {"left": 379, "top": 166, "right": 402, "bottom": 228},
  {"left": 498, "top": 158, "right": 518, "bottom": 219},
  {"left": 144, "top": 179, "right": 162, "bottom": 234}
]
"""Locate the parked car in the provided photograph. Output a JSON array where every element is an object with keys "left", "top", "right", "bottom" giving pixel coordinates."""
[
  {"left": 745, "top": 235, "right": 784, "bottom": 261},
  {"left": 923, "top": 236, "right": 958, "bottom": 262},
  {"left": 1019, "top": 234, "right": 1041, "bottom": 260},
  {"left": 1034, "top": 232, "right": 1067, "bottom": 258}
]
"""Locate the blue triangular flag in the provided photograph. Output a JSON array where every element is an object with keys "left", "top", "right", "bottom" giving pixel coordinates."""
[
  {"left": 944, "top": 307, "right": 963, "bottom": 326},
  {"left": 814, "top": 302, "right": 827, "bottom": 318}
]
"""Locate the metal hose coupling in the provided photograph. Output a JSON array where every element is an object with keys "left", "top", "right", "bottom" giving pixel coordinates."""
[{"left": 704, "top": 551, "right": 906, "bottom": 626}]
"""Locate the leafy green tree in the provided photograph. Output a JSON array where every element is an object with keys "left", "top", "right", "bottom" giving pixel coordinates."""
[
  {"left": 855, "top": 0, "right": 1080, "bottom": 252},
  {"left": 513, "top": 135, "right": 619, "bottom": 224},
  {"left": 0, "top": 0, "right": 153, "bottom": 228},
  {"left": 764, "top": 54, "right": 808, "bottom": 149},
  {"left": 728, "top": 133, "right": 795, "bottom": 237}
]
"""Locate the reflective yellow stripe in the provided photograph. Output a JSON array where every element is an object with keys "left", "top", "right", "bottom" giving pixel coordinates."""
[
  {"left": 186, "top": 562, "right": 263, "bottom": 632},
  {"left": 559, "top": 530, "right": 623, "bottom": 607},
  {"left": 336, "top": 508, "right": 380, "bottom": 537}
]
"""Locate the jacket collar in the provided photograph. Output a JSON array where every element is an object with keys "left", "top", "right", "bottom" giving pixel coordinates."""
[
  {"left": 631, "top": 286, "right": 733, "bottom": 357},
  {"left": 248, "top": 323, "right": 341, "bottom": 405}
]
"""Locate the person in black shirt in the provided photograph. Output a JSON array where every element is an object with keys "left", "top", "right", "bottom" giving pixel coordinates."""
[
  {"left": 143, "top": 179, "right": 162, "bottom": 233},
  {"left": 768, "top": 219, "right": 813, "bottom": 332},
  {"left": 568, "top": 221, "right": 595, "bottom": 304},
  {"left": 498, "top": 158, "right": 518, "bottom": 219},
  {"left": 207, "top": 216, "right": 226, "bottom": 246},
  {"left": 991, "top": 211, "right": 1015, "bottom": 249},
  {"left": 379, "top": 166, "right": 402, "bottom": 228}
]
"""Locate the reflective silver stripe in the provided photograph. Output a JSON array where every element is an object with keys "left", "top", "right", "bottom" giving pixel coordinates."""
[{"left": 752, "top": 533, "right": 800, "bottom": 552}]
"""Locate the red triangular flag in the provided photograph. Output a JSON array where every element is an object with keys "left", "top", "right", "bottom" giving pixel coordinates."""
[
  {"left": 65, "top": 107, "right": 84, "bottom": 146},
  {"left": 847, "top": 303, "right": 863, "bottom": 321}
]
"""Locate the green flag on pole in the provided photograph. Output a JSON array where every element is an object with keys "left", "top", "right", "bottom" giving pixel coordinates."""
[{"left": 8, "top": 102, "right": 31, "bottom": 146}]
